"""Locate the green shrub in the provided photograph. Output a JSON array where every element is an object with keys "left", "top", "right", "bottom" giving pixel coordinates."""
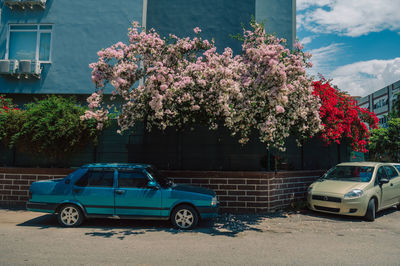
[
  {"left": 0, "top": 96, "right": 105, "bottom": 165},
  {"left": 0, "top": 96, "right": 24, "bottom": 148}
]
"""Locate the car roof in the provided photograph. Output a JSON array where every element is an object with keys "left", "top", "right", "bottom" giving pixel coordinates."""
[
  {"left": 337, "top": 161, "right": 384, "bottom": 167},
  {"left": 82, "top": 163, "right": 152, "bottom": 169}
]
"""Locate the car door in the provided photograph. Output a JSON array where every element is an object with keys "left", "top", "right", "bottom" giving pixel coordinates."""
[
  {"left": 73, "top": 168, "right": 116, "bottom": 215},
  {"left": 376, "top": 166, "right": 394, "bottom": 209},
  {"left": 392, "top": 165, "right": 400, "bottom": 204},
  {"left": 114, "top": 169, "right": 163, "bottom": 217},
  {"left": 383, "top": 165, "right": 400, "bottom": 206}
]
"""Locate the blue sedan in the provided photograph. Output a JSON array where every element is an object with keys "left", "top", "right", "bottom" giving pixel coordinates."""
[{"left": 27, "top": 163, "right": 219, "bottom": 229}]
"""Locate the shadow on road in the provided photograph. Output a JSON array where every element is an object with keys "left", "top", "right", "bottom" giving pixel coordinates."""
[
  {"left": 18, "top": 207, "right": 398, "bottom": 239},
  {"left": 16, "top": 212, "right": 289, "bottom": 238}
]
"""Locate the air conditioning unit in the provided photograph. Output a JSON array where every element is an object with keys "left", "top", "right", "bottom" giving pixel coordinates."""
[
  {"left": 4, "top": 0, "right": 46, "bottom": 9},
  {"left": 4, "top": 0, "right": 22, "bottom": 9},
  {"left": 19, "top": 60, "right": 31, "bottom": 73},
  {"left": 0, "top": 60, "right": 11, "bottom": 73},
  {"left": 25, "top": 0, "right": 47, "bottom": 9},
  {"left": 0, "top": 60, "right": 18, "bottom": 74},
  {"left": 32, "top": 61, "right": 41, "bottom": 75},
  {"left": 17, "top": 60, "right": 41, "bottom": 78}
]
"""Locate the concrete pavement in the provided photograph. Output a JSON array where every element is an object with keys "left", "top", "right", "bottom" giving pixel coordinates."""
[{"left": 1, "top": 208, "right": 400, "bottom": 265}]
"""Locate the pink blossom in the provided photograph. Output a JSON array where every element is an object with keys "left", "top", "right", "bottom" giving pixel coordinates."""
[
  {"left": 275, "top": 105, "right": 285, "bottom": 114},
  {"left": 193, "top": 27, "right": 202, "bottom": 34}
]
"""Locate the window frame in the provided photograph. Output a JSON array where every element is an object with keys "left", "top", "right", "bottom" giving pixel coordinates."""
[{"left": 6, "top": 23, "right": 53, "bottom": 63}]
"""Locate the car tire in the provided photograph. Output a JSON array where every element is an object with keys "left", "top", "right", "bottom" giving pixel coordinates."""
[
  {"left": 57, "top": 204, "right": 84, "bottom": 227},
  {"left": 397, "top": 203, "right": 400, "bottom": 210},
  {"left": 365, "top": 198, "right": 376, "bottom": 222},
  {"left": 171, "top": 204, "right": 199, "bottom": 230}
]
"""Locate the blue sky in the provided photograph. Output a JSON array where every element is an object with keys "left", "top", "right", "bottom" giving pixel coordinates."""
[{"left": 297, "top": 0, "right": 400, "bottom": 96}]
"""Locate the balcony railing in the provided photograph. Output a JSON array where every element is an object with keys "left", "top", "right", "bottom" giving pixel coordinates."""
[{"left": 3, "top": 0, "right": 47, "bottom": 10}]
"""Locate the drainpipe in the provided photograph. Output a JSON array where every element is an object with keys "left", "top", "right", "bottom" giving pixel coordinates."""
[{"left": 139, "top": 0, "right": 148, "bottom": 87}]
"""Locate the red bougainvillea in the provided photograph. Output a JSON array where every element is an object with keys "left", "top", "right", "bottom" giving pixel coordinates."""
[
  {"left": 0, "top": 95, "right": 19, "bottom": 114},
  {"left": 312, "top": 79, "right": 379, "bottom": 153}
]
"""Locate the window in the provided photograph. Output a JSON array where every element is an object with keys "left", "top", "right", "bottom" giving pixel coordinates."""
[
  {"left": 393, "top": 165, "right": 400, "bottom": 177},
  {"left": 384, "top": 166, "right": 398, "bottom": 179},
  {"left": 118, "top": 170, "right": 149, "bottom": 188},
  {"left": 7, "top": 24, "right": 52, "bottom": 63},
  {"left": 377, "top": 166, "right": 387, "bottom": 181},
  {"left": 75, "top": 170, "right": 114, "bottom": 187}
]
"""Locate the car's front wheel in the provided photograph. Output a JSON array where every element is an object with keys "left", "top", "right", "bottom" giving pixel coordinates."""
[
  {"left": 171, "top": 205, "right": 198, "bottom": 229},
  {"left": 57, "top": 204, "right": 84, "bottom": 227},
  {"left": 365, "top": 198, "right": 376, "bottom": 222}
]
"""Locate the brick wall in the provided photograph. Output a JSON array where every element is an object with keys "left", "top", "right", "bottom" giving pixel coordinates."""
[
  {"left": 164, "top": 170, "right": 323, "bottom": 213},
  {"left": 0, "top": 168, "right": 324, "bottom": 212},
  {"left": 0, "top": 168, "right": 73, "bottom": 208}
]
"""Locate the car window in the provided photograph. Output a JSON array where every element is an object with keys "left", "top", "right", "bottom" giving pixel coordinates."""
[
  {"left": 393, "top": 165, "right": 400, "bottom": 174},
  {"left": 75, "top": 170, "right": 114, "bottom": 187},
  {"left": 322, "top": 165, "right": 374, "bottom": 182},
  {"left": 384, "top": 166, "right": 398, "bottom": 179},
  {"left": 118, "top": 170, "right": 149, "bottom": 188},
  {"left": 377, "top": 167, "right": 388, "bottom": 180}
]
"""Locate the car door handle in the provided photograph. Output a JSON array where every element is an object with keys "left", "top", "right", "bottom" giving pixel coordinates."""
[
  {"left": 115, "top": 189, "right": 125, "bottom": 195},
  {"left": 390, "top": 183, "right": 393, "bottom": 186}
]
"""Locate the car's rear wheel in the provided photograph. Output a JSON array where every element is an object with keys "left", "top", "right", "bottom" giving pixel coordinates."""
[
  {"left": 171, "top": 205, "right": 198, "bottom": 230},
  {"left": 365, "top": 198, "right": 376, "bottom": 222},
  {"left": 57, "top": 204, "right": 83, "bottom": 227}
]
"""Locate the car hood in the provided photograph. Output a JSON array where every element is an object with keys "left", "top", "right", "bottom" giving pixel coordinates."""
[
  {"left": 311, "top": 180, "right": 369, "bottom": 195},
  {"left": 171, "top": 184, "right": 215, "bottom": 197}
]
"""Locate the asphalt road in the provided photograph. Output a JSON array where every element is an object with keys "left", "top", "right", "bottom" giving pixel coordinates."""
[{"left": 1, "top": 208, "right": 400, "bottom": 265}]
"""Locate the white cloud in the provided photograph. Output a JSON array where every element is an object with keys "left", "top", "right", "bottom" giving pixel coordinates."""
[
  {"left": 296, "top": 0, "right": 333, "bottom": 11},
  {"left": 329, "top": 58, "right": 400, "bottom": 96},
  {"left": 298, "top": 0, "right": 400, "bottom": 36},
  {"left": 300, "top": 36, "right": 313, "bottom": 45},
  {"left": 307, "top": 43, "right": 345, "bottom": 76}
]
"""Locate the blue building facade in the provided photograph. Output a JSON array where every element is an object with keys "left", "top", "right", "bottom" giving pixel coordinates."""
[
  {"left": 0, "top": 0, "right": 296, "bottom": 95},
  {"left": 0, "top": 0, "right": 303, "bottom": 169}
]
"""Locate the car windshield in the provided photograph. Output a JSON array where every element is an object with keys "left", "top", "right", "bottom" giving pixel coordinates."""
[
  {"left": 322, "top": 165, "right": 374, "bottom": 182},
  {"left": 145, "top": 166, "right": 173, "bottom": 188},
  {"left": 393, "top": 165, "right": 400, "bottom": 173}
]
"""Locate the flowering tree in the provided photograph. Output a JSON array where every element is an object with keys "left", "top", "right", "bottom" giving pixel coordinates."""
[
  {"left": 227, "top": 23, "right": 322, "bottom": 149},
  {"left": 312, "top": 79, "right": 379, "bottom": 153},
  {"left": 84, "top": 21, "right": 322, "bottom": 151}
]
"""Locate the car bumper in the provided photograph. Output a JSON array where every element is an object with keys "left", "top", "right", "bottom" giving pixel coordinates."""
[
  {"left": 198, "top": 205, "right": 219, "bottom": 219},
  {"left": 27, "top": 201, "right": 57, "bottom": 213},
  {"left": 307, "top": 193, "right": 368, "bottom": 217}
]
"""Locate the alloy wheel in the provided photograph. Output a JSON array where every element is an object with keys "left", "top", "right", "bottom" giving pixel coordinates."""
[
  {"left": 60, "top": 206, "right": 80, "bottom": 226},
  {"left": 175, "top": 209, "right": 194, "bottom": 229}
]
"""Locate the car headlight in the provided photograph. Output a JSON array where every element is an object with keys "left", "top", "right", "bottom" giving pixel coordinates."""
[
  {"left": 344, "top": 189, "right": 363, "bottom": 199},
  {"left": 211, "top": 196, "right": 218, "bottom": 206}
]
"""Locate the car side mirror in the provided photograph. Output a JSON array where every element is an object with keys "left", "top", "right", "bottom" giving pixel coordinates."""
[
  {"left": 379, "top": 177, "right": 390, "bottom": 184},
  {"left": 147, "top": 181, "right": 158, "bottom": 189}
]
